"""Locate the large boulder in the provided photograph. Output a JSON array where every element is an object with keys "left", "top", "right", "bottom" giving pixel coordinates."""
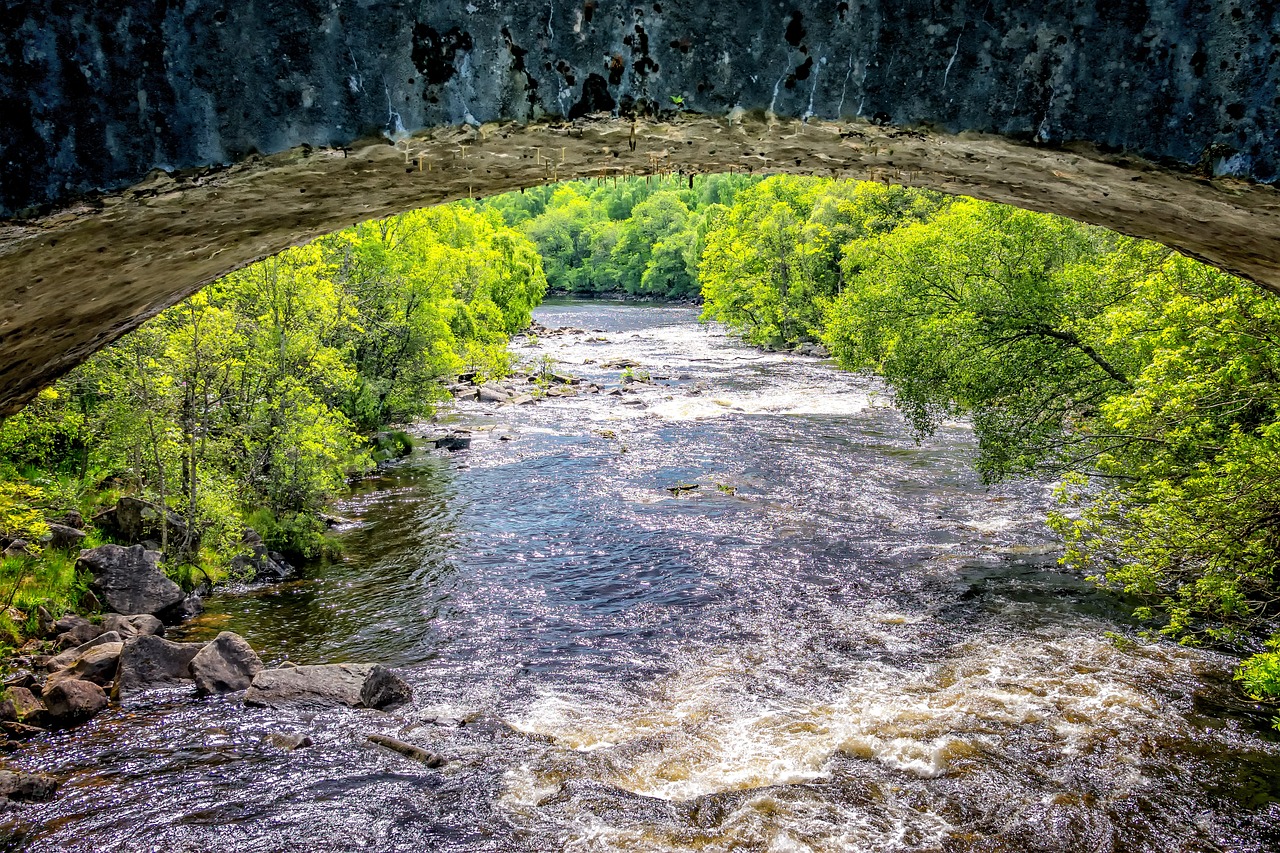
[
  {"left": 478, "top": 384, "right": 511, "bottom": 403},
  {"left": 112, "top": 634, "right": 205, "bottom": 698},
  {"left": 43, "top": 679, "right": 108, "bottom": 724},
  {"left": 0, "top": 770, "right": 59, "bottom": 802},
  {"left": 78, "top": 544, "right": 185, "bottom": 617},
  {"left": 102, "top": 613, "right": 165, "bottom": 639},
  {"left": 360, "top": 665, "right": 413, "bottom": 710},
  {"left": 190, "top": 632, "right": 263, "bottom": 695},
  {"left": 244, "top": 664, "right": 374, "bottom": 708}
]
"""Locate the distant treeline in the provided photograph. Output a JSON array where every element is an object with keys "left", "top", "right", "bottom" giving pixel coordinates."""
[{"left": 480, "top": 172, "right": 760, "bottom": 298}]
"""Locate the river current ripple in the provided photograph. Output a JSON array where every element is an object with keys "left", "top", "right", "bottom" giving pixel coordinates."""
[{"left": 4, "top": 300, "right": 1279, "bottom": 851}]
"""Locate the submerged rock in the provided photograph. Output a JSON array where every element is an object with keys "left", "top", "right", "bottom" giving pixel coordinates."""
[
  {"left": 113, "top": 634, "right": 205, "bottom": 698},
  {"left": 266, "top": 732, "right": 313, "bottom": 751},
  {"left": 191, "top": 632, "right": 263, "bottom": 695},
  {"left": 79, "top": 544, "right": 186, "bottom": 618},
  {"left": 243, "top": 663, "right": 374, "bottom": 708},
  {"left": 0, "top": 770, "right": 59, "bottom": 802}
]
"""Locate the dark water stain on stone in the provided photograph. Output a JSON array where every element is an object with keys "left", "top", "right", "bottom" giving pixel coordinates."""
[{"left": 411, "top": 23, "right": 473, "bottom": 87}]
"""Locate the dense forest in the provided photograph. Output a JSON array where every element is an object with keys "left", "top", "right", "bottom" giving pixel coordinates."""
[
  {"left": 479, "top": 172, "right": 760, "bottom": 298},
  {"left": 3, "top": 173, "right": 1280, "bottom": 712}
]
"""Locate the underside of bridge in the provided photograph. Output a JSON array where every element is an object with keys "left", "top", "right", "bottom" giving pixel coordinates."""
[{"left": 2, "top": 1, "right": 1279, "bottom": 415}]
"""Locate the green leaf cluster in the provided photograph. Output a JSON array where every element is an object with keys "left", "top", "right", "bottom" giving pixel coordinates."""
[{"left": 1, "top": 205, "right": 545, "bottom": 561}]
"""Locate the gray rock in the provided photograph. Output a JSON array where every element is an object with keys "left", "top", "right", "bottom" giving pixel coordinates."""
[
  {"left": 511, "top": 394, "right": 535, "bottom": 405},
  {"left": 102, "top": 612, "right": 165, "bottom": 639},
  {"left": 244, "top": 663, "right": 375, "bottom": 708},
  {"left": 360, "top": 665, "right": 412, "bottom": 710},
  {"left": 54, "top": 616, "right": 106, "bottom": 650},
  {"left": 112, "top": 634, "right": 206, "bottom": 698},
  {"left": 44, "top": 523, "right": 87, "bottom": 551},
  {"left": 478, "top": 385, "right": 511, "bottom": 403},
  {"left": 79, "top": 544, "right": 186, "bottom": 617},
  {"left": 230, "top": 544, "right": 292, "bottom": 583},
  {"left": 3, "top": 539, "right": 31, "bottom": 559},
  {"left": 430, "top": 434, "right": 471, "bottom": 451},
  {"left": 46, "top": 641, "right": 123, "bottom": 690},
  {"left": 43, "top": 679, "right": 109, "bottom": 723},
  {"left": 47, "top": 631, "right": 122, "bottom": 672},
  {"left": 191, "top": 632, "right": 263, "bottom": 695},
  {"left": 0, "top": 770, "right": 59, "bottom": 802},
  {"left": 57, "top": 510, "right": 85, "bottom": 530}
]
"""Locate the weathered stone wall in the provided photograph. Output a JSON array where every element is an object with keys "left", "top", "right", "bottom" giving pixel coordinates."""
[
  {"left": 2, "top": 1, "right": 1280, "bottom": 416},
  {"left": 3, "top": 1, "right": 1276, "bottom": 216}
]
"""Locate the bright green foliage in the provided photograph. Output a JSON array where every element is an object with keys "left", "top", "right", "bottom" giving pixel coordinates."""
[
  {"left": 481, "top": 173, "right": 759, "bottom": 296},
  {"left": 0, "top": 481, "right": 48, "bottom": 548},
  {"left": 1236, "top": 635, "right": 1280, "bottom": 712},
  {"left": 701, "top": 177, "right": 946, "bottom": 347},
  {"left": 0, "top": 204, "right": 544, "bottom": 561},
  {"left": 825, "top": 199, "right": 1157, "bottom": 480}
]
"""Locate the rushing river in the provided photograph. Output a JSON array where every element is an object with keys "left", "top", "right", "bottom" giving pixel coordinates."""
[{"left": 5, "top": 299, "right": 1280, "bottom": 851}]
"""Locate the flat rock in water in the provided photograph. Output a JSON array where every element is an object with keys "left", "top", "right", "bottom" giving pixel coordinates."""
[
  {"left": 191, "top": 631, "right": 263, "bottom": 695},
  {"left": 79, "top": 544, "right": 186, "bottom": 617},
  {"left": 43, "top": 679, "right": 108, "bottom": 723},
  {"left": 244, "top": 663, "right": 375, "bottom": 708},
  {"left": 113, "top": 634, "right": 206, "bottom": 698},
  {"left": 478, "top": 385, "right": 510, "bottom": 403},
  {"left": 0, "top": 770, "right": 59, "bottom": 802}
]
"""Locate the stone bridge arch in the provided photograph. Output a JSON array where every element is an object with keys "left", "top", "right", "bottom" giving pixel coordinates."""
[{"left": 2, "top": 1, "right": 1279, "bottom": 415}]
